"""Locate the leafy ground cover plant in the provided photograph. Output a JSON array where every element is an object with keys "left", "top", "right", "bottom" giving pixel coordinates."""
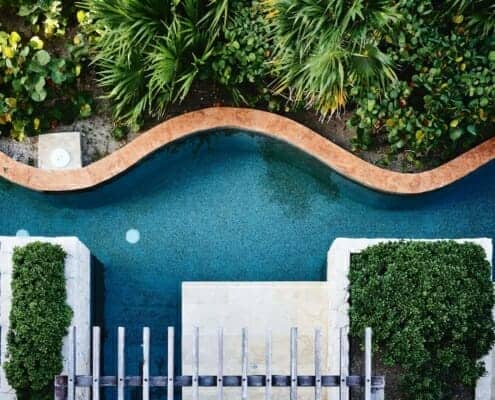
[
  {"left": 17, "top": 0, "right": 67, "bottom": 38},
  {"left": 349, "top": 1, "right": 495, "bottom": 162},
  {"left": 212, "top": 0, "right": 273, "bottom": 105},
  {"left": 350, "top": 241, "right": 495, "bottom": 400},
  {"left": 0, "top": 0, "right": 93, "bottom": 140},
  {"left": 4, "top": 242, "right": 72, "bottom": 400}
]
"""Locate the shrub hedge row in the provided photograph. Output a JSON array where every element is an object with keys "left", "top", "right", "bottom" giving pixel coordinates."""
[
  {"left": 4, "top": 242, "right": 72, "bottom": 400},
  {"left": 350, "top": 241, "right": 495, "bottom": 400}
]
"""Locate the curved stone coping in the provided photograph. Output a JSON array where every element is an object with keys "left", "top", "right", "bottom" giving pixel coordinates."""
[{"left": 0, "top": 107, "right": 494, "bottom": 194}]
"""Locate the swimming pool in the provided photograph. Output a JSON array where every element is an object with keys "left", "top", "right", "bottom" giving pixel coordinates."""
[{"left": 1, "top": 129, "right": 494, "bottom": 397}]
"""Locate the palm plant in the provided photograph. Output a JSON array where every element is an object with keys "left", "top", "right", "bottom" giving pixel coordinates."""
[
  {"left": 264, "top": 0, "right": 400, "bottom": 115},
  {"left": 448, "top": 0, "right": 495, "bottom": 36},
  {"left": 81, "top": 0, "right": 231, "bottom": 128}
]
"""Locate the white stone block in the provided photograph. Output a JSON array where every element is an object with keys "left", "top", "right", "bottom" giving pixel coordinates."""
[
  {"left": 182, "top": 282, "right": 331, "bottom": 400},
  {"left": 38, "top": 132, "right": 82, "bottom": 170}
]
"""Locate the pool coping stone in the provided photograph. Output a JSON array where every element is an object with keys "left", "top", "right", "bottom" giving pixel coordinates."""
[{"left": 0, "top": 107, "right": 493, "bottom": 194}]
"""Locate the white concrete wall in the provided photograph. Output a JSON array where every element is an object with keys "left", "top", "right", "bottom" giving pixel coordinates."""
[
  {"left": 327, "top": 237, "right": 493, "bottom": 400},
  {"left": 0, "top": 236, "right": 91, "bottom": 400}
]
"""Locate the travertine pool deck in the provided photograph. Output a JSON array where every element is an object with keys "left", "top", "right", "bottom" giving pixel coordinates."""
[
  {"left": 0, "top": 107, "right": 494, "bottom": 193},
  {"left": 182, "top": 282, "right": 332, "bottom": 400}
]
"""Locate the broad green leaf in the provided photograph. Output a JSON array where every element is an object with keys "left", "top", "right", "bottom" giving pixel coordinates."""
[
  {"left": 34, "top": 50, "right": 51, "bottom": 66},
  {"left": 466, "top": 124, "right": 477, "bottom": 136},
  {"left": 31, "top": 88, "right": 47, "bottom": 102},
  {"left": 34, "top": 76, "right": 46, "bottom": 92},
  {"left": 449, "top": 128, "right": 463, "bottom": 141}
]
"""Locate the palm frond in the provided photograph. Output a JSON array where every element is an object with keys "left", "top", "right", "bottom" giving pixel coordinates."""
[
  {"left": 264, "top": 0, "right": 400, "bottom": 115},
  {"left": 199, "top": 0, "right": 230, "bottom": 40},
  {"left": 81, "top": 0, "right": 222, "bottom": 128},
  {"left": 446, "top": 0, "right": 495, "bottom": 36}
]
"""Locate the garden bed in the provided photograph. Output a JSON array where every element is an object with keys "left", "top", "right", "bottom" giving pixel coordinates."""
[
  {"left": 0, "top": 238, "right": 91, "bottom": 400},
  {"left": 327, "top": 238, "right": 495, "bottom": 400},
  {"left": 0, "top": 79, "right": 456, "bottom": 173},
  {"left": 0, "top": 0, "right": 493, "bottom": 174}
]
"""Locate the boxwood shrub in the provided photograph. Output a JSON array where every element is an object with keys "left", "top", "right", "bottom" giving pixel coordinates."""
[
  {"left": 4, "top": 242, "right": 72, "bottom": 400},
  {"left": 350, "top": 241, "right": 495, "bottom": 400}
]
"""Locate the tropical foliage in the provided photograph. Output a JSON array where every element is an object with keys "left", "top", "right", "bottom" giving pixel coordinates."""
[
  {"left": 5, "top": 242, "right": 72, "bottom": 400},
  {"left": 264, "top": 0, "right": 400, "bottom": 115},
  {"left": 350, "top": 241, "right": 495, "bottom": 400},
  {"left": 449, "top": 0, "right": 495, "bottom": 37},
  {"left": 212, "top": 0, "right": 272, "bottom": 104},
  {"left": 82, "top": 0, "right": 233, "bottom": 129},
  {"left": 2, "top": 0, "right": 492, "bottom": 163},
  {"left": 349, "top": 0, "right": 495, "bottom": 161},
  {"left": 0, "top": 1, "right": 93, "bottom": 139}
]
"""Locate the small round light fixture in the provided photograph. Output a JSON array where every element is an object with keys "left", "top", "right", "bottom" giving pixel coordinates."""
[
  {"left": 16, "top": 229, "right": 30, "bottom": 237},
  {"left": 50, "top": 148, "right": 71, "bottom": 168},
  {"left": 126, "top": 229, "right": 140, "bottom": 244}
]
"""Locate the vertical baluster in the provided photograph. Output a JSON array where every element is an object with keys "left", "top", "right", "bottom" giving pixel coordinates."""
[
  {"left": 168, "top": 327, "right": 175, "bottom": 400},
  {"left": 67, "top": 326, "right": 76, "bottom": 400},
  {"left": 92, "top": 327, "right": 100, "bottom": 400},
  {"left": 314, "top": 328, "right": 322, "bottom": 400},
  {"left": 117, "top": 327, "right": 125, "bottom": 400},
  {"left": 339, "top": 327, "right": 349, "bottom": 400},
  {"left": 142, "top": 327, "right": 150, "bottom": 400},
  {"left": 265, "top": 329, "right": 272, "bottom": 400},
  {"left": 290, "top": 328, "right": 298, "bottom": 400},
  {"left": 241, "top": 328, "right": 248, "bottom": 400},
  {"left": 217, "top": 328, "right": 224, "bottom": 400},
  {"left": 364, "top": 328, "right": 372, "bottom": 400},
  {"left": 192, "top": 327, "right": 199, "bottom": 400}
]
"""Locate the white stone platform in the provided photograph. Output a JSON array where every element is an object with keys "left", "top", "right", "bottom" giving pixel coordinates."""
[
  {"left": 0, "top": 236, "right": 91, "bottom": 400},
  {"left": 182, "top": 282, "right": 332, "bottom": 400},
  {"left": 38, "top": 131, "right": 82, "bottom": 169},
  {"left": 183, "top": 238, "right": 493, "bottom": 400}
]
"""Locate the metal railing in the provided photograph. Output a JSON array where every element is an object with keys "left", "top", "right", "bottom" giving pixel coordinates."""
[{"left": 54, "top": 326, "right": 385, "bottom": 400}]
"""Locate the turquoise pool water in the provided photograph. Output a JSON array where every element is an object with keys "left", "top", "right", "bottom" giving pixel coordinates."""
[{"left": 0, "top": 130, "right": 494, "bottom": 398}]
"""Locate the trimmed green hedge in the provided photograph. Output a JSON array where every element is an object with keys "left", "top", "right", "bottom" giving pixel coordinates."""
[
  {"left": 350, "top": 241, "right": 495, "bottom": 400},
  {"left": 5, "top": 242, "right": 73, "bottom": 400}
]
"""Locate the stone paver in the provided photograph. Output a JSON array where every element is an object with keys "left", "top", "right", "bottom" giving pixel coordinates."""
[
  {"left": 38, "top": 131, "right": 82, "bottom": 170},
  {"left": 182, "top": 282, "right": 332, "bottom": 400}
]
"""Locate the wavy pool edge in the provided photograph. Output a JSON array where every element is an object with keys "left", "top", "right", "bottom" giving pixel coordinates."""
[{"left": 1, "top": 107, "right": 494, "bottom": 194}]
